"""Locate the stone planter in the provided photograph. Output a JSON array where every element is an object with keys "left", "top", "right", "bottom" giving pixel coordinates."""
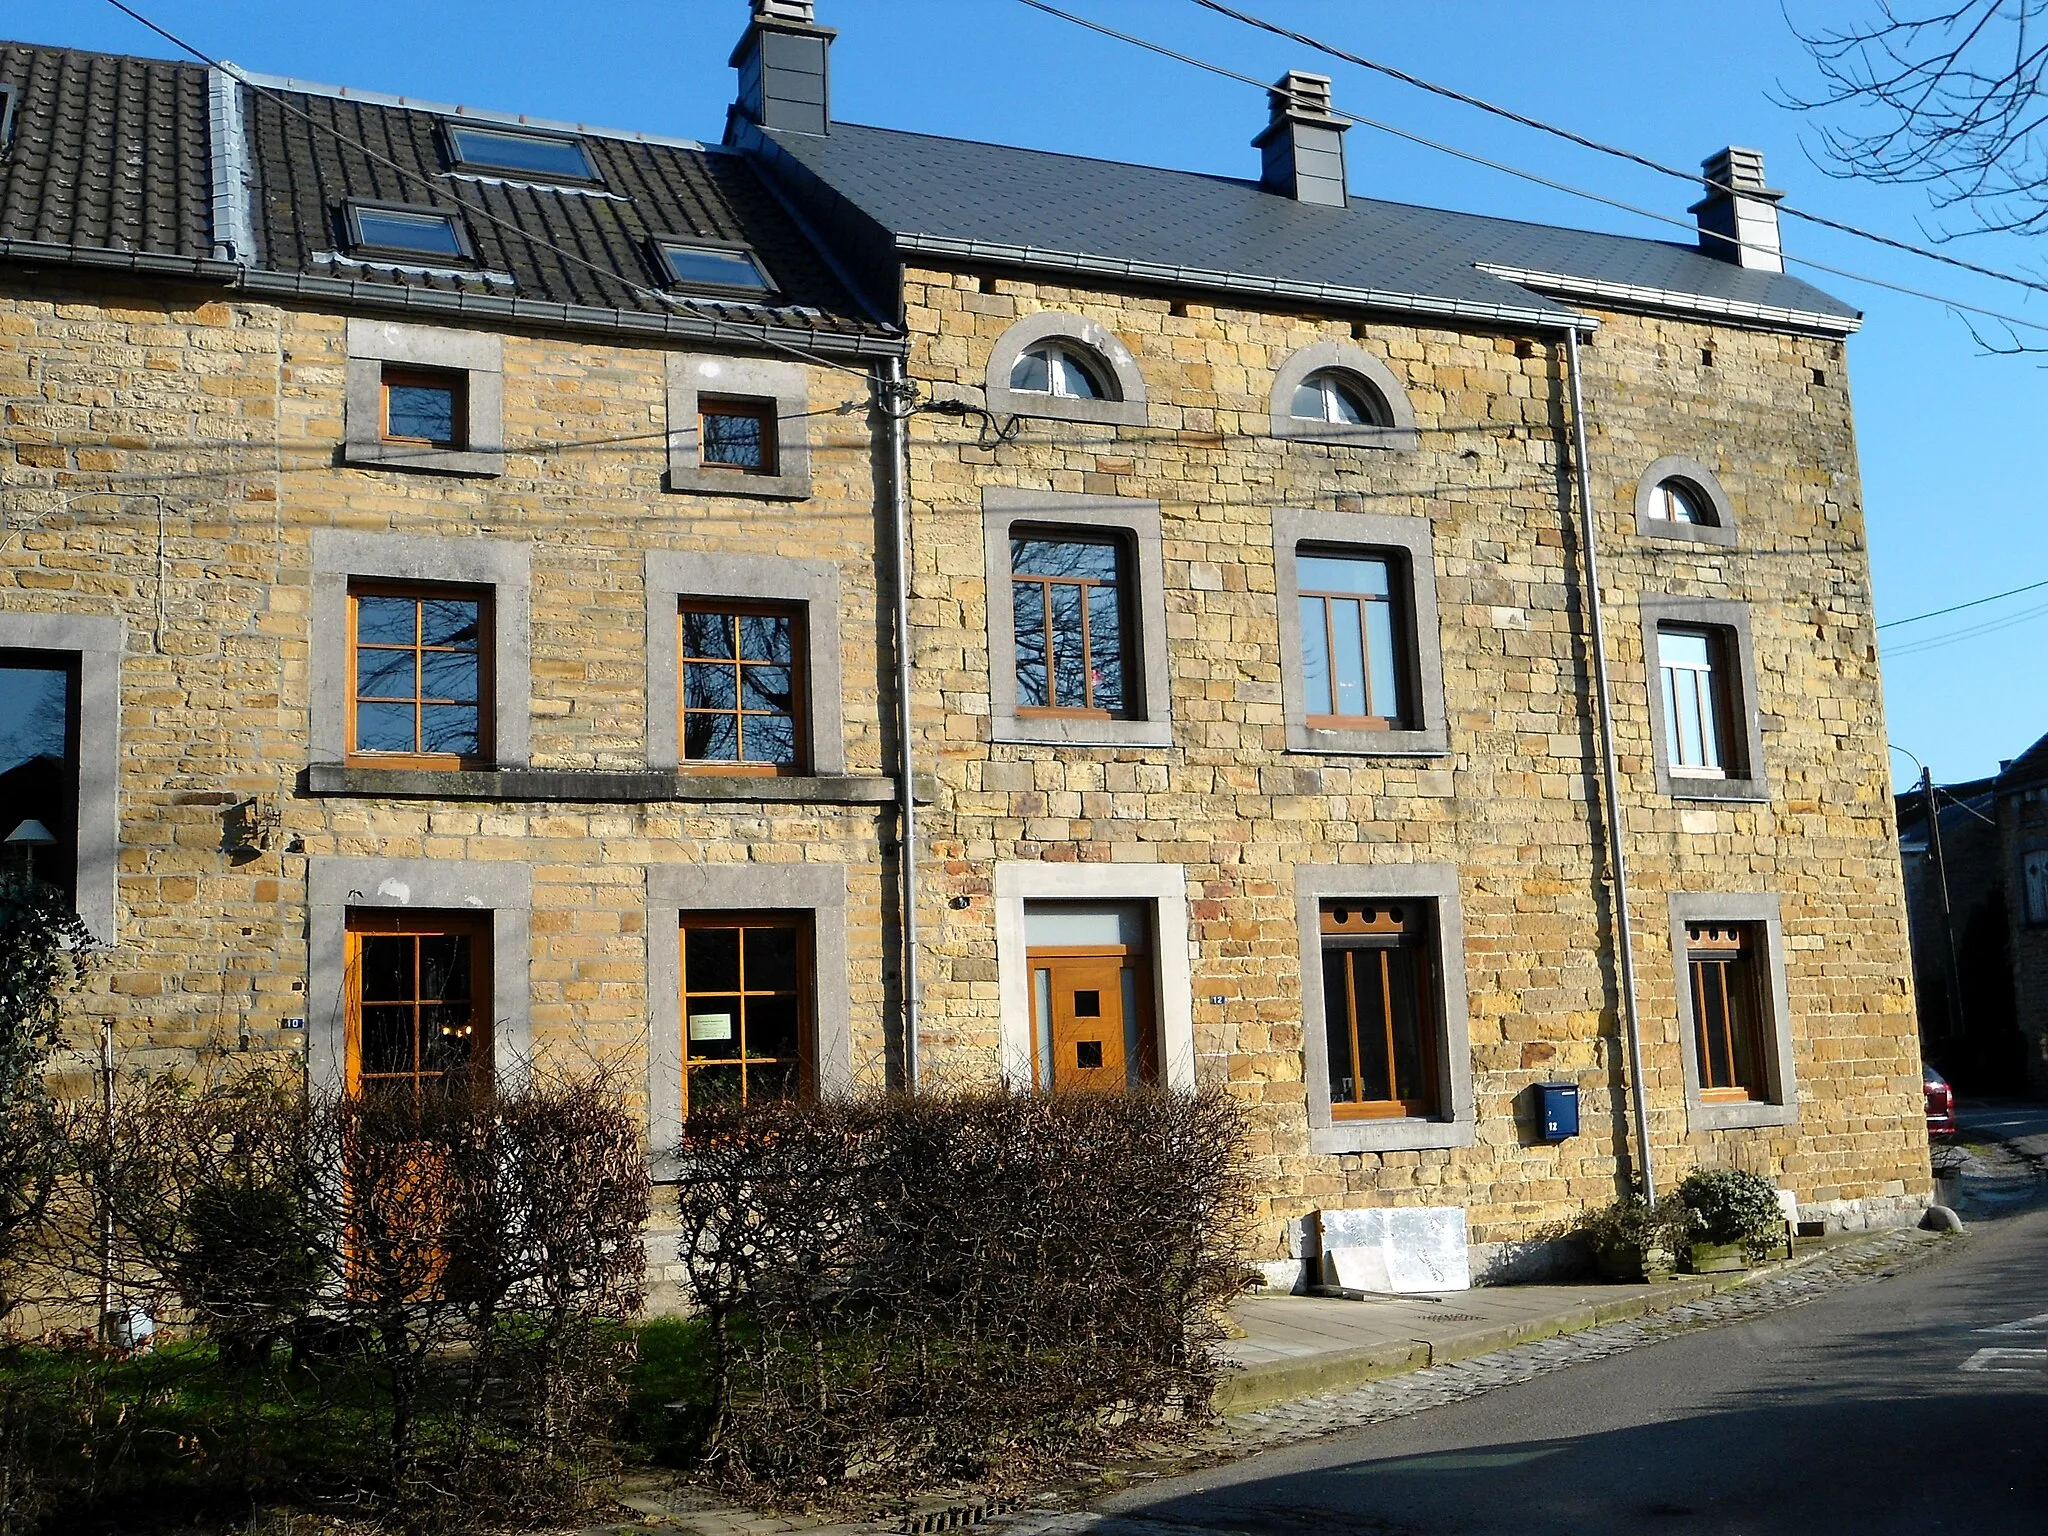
[{"left": 1685, "top": 1239, "right": 1752, "bottom": 1274}]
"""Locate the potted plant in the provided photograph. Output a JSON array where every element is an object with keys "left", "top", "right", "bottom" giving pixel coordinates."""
[
  {"left": 1577, "top": 1191, "right": 1688, "bottom": 1283},
  {"left": 1676, "top": 1168, "right": 1787, "bottom": 1273}
]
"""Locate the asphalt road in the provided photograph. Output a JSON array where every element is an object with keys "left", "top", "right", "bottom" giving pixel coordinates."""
[{"left": 1095, "top": 1204, "right": 2048, "bottom": 1536}]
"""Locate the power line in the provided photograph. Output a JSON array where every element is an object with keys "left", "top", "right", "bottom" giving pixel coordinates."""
[
  {"left": 1879, "top": 575, "right": 2048, "bottom": 629},
  {"left": 1189, "top": 0, "right": 2048, "bottom": 306},
  {"left": 1883, "top": 597, "right": 2048, "bottom": 658},
  {"left": 1013, "top": 0, "right": 2048, "bottom": 337},
  {"left": 100, "top": 0, "right": 882, "bottom": 383}
]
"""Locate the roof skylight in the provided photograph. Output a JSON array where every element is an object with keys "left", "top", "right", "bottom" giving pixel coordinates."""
[
  {"left": 655, "top": 239, "right": 775, "bottom": 296},
  {"left": 345, "top": 202, "right": 473, "bottom": 262},
  {"left": 445, "top": 123, "right": 598, "bottom": 183}
]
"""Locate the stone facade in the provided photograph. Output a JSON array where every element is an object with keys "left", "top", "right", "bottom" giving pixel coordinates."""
[
  {"left": 0, "top": 273, "right": 897, "bottom": 1115},
  {"left": 895, "top": 270, "right": 1928, "bottom": 1262},
  {"left": 0, "top": 22, "right": 1933, "bottom": 1301}
]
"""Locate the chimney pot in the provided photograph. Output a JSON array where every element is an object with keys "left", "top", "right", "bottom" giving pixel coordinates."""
[
  {"left": 1254, "top": 69, "right": 1350, "bottom": 208},
  {"left": 1690, "top": 145, "right": 1784, "bottom": 272},
  {"left": 729, "top": 0, "right": 836, "bottom": 137}
]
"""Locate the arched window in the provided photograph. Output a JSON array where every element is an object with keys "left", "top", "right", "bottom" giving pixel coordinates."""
[
  {"left": 1010, "top": 341, "right": 1116, "bottom": 401},
  {"left": 1290, "top": 369, "right": 1391, "bottom": 428},
  {"left": 1633, "top": 457, "right": 1736, "bottom": 546},
  {"left": 1645, "top": 477, "right": 1717, "bottom": 527}
]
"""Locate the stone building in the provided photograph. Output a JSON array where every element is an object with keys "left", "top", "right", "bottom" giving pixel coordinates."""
[
  {"left": 2, "top": 1, "right": 1930, "bottom": 1293},
  {"left": 1898, "top": 735, "right": 2048, "bottom": 1097}
]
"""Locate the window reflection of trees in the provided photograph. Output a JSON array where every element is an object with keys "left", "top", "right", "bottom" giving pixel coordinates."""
[
  {"left": 681, "top": 606, "right": 801, "bottom": 769},
  {"left": 1011, "top": 536, "right": 1129, "bottom": 715}
]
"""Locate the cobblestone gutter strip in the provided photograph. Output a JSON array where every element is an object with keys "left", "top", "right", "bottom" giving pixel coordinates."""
[
  {"left": 1216, "top": 1226, "right": 1945, "bottom": 1452},
  {"left": 606, "top": 1227, "right": 1951, "bottom": 1536},
  {"left": 1215, "top": 1225, "right": 1944, "bottom": 1415}
]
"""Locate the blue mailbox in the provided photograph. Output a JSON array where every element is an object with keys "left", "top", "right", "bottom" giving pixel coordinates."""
[{"left": 1538, "top": 1081, "right": 1580, "bottom": 1142}]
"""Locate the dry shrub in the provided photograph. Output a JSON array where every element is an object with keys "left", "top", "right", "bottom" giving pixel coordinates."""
[
  {"left": 7, "top": 1068, "right": 650, "bottom": 1536},
  {"left": 672, "top": 1086, "right": 1253, "bottom": 1499}
]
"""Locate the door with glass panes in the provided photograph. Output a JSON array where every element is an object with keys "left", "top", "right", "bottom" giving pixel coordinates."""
[{"left": 1026, "top": 902, "right": 1155, "bottom": 1092}]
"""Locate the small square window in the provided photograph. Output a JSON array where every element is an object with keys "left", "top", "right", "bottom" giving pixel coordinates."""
[
  {"left": 0, "top": 85, "right": 17, "bottom": 152},
  {"left": 655, "top": 239, "right": 774, "bottom": 295},
  {"left": 346, "top": 910, "right": 492, "bottom": 1100},
  {"left": 444, "top": 123, "right": 596, "bottom": 182},
  {"left": 679, "top": 602, "right": 806, "bottom": 773},
  {"left": 346, "top": 202, "right": 472, "bottom": 262},
  {"left": 699, "top": 398, "right": 778, "bottom": 474},
  {"left": 1010, "top": 532, "right": 1133, "bottom": 719},
  {"left": 681, "top": 913, "right": 813, "bottom": 1116},
  {"left": 381, "top": 365, "right": 467, "bottom": 450},
  {"left": 347, "top": 582, "right": 492, "bottom": 768}
]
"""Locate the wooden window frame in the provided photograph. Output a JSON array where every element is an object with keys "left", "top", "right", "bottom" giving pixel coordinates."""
[
  {"left": 698, "top": 396, "right": 780, "bottom": 477},
  {"left": 679, "top": 910, "right": 815, "bottom": 1119},
  {"left": 1299, "top": 550, "right": 1409, "bottom": 732},
  {"left": 379, "top": 364, "right": 469, "bottom": 451},
  {"left": 1011, "top": 531, "right": 1134, "bottom": 721},
  {"left": 345, "top": 580, "right": 495, "bottom": 770},
  {"left": 343, "top": 909, "right": 492, "bottom": 1100},
  {"left": 677, "top": 600, "right": 809, "bottom": 776},
  {"left": 1687, "top": 922, "right": 1771, "bottom": 1103},
  {"left": 1320, "top": 901, "right": 1440, "bottom": 1121}
]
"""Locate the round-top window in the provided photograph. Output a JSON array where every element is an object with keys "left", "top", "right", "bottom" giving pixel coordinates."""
[
  {"left": 1010, "top": 342, "right": 1115, "bottom": 401},
  {"left": 1291, "top": 369, "right": 1390, "bottom": 428},
  {"left": 1645, "top": 478, "right": 1717, "bottom": 526}
]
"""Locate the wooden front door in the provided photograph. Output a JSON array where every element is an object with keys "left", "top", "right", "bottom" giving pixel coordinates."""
[{"left": 1035, "top": 952, "right": 1129, "bottom": 1093}]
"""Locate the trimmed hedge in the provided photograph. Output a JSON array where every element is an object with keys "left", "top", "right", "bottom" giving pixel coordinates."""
[{"left": 670, "top": 1086, "right": 1253, "bottom": 1499}]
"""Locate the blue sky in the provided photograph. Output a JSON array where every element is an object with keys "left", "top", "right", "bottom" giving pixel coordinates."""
[{"left": 13, "top": 0, "right": 2046, "bottom": 787}]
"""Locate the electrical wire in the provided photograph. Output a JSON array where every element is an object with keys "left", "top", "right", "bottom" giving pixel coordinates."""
[
  {"left": 1882, "top": 596, "right": 2048, "bottom": 658},
  {"left": 101, "top": 0, "right": 884, "bottom": 383},
  {"left": 1012, "top": 0, "right": 2048, "bottom": 337},
  {"left": 1878, "top": 575, "right": 2048, "bottom": 628},
  {"left": 1189, "top": 0, "right": 2048, "bottom": 305}
]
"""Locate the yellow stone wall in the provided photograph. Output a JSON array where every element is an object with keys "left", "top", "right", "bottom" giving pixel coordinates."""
[
  {"left": 0, "top": 263, "right": 1928, "bottom": 1269},
  {"left": 896, "top": 267, "right": 1927, "bottom": 1252},
  {"left": 0, "top": 274, "right": 896, "bottom": 1104}
]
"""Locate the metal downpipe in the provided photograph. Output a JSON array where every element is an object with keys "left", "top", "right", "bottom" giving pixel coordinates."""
[
  {"left": 1563, "top": 326, "right": 1656, "bottom": 1203},
  {"left": 880, "top": 355, "right": 921, "bottom": 1090}
]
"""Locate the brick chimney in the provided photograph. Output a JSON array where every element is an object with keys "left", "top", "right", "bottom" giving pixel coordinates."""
[
  {"left": 1691, "top": 146, "right": 1784, "bottom": 272},
  {"left": 730, "top": 0, "right": 836, "bottom": 137},
  {"left": 1253, "top": 71, "right": 1350, "bottom": 208}
]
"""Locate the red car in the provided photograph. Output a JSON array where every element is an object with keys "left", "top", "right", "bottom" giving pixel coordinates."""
[{"left": 1923, "top": 1064, "right": 1958, "bottom": 1142}]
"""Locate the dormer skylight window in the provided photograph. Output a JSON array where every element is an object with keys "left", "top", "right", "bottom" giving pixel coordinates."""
[
  {"left": 654, "top": 238, "right": 776, "bottom": 297},
  {"left": 344, "top": 201, "right": 474, "bottom": 263},
  {"left": 444, "top": 123, "right": 598, "bottom": 183},
  {"left": 0, "top": 85, "right": 17, "bottom": 152}
]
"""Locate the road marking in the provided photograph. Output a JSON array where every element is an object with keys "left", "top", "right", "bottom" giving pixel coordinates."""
[
  {"left": 1959, "top": 1347, "right": 2048, "bottom": 1373},
  {"left": 1975, "top": 1311, "right": 2048, "bottom": 1334}
]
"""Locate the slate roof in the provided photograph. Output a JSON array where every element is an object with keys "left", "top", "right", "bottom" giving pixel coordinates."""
[
  {"left": 1998, "top": 730, "right": 2048, "bottom": 794},
  {"left": 239, "top": 77, "right": 886, "bottom": 338},
  {"left": 0, "top": 40, "right": 214, "bottom": 259},
  {"left": 757, "top": 121, "right": 1863, "bottom": 333}
]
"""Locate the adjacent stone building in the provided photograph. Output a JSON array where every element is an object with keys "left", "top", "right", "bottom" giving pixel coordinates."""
[
  {"left": 1, "top": 1, "right": 1931, "bottom": 1293},
  {"left": 1899, "top": 735, "right": 2048, "bottom": 1096}
]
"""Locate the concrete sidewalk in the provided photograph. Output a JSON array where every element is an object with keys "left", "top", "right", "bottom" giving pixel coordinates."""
[{"left": 1217, "top": 1238, "right": 1861, "bottom": 1413}]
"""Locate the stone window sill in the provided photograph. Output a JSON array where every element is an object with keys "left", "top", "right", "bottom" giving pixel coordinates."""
[
  {"left": 340, "top": 442, "right": 504, "bottom": 478},
  {"left": 305, "top": 764, "right": 917, "bottom": 804},
  {"left": 1667, "top": 774, "right": 1770, "bottom": 805},
  {"left": 1309, "top": 1117, "right": 1476, "bottom": 1155}
]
